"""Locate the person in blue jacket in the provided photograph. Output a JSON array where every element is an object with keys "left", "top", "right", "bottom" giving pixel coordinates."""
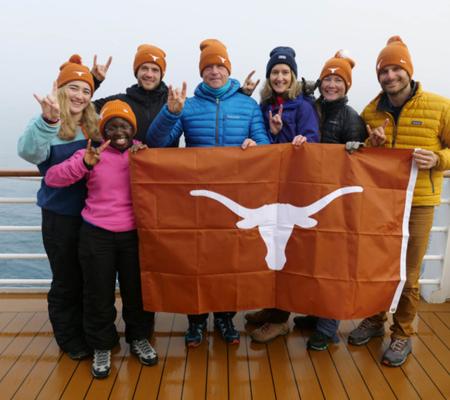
[
  {"left": 245, "top": 46, "right": 320, "bottom": 343},
  {"left": 146, "top": 38, "right": 270, "bottom": 347},
  {"left": 17, "top": 55, "right": 100, "bottom": 360}
]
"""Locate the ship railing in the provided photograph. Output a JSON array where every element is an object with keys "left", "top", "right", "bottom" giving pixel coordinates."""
[{"left": 0, "top": 170, "right": 449, "bottom": 301}]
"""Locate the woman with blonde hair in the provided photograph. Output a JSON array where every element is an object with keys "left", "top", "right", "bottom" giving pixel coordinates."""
[
  {"left": 18, "top": 55, "right": 100, "bottom": 360},
  {"left": 245, "top": 46, "right": 319, "bottom": 343}
]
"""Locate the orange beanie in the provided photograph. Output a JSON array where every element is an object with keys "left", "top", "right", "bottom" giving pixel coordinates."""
[
  {"left": 133, "top": 44, "right": 167, "bottom": 77},
  {"left": 319, "top": 50, "right": 355, "bottom": 91},
  {"left": 376, "top": 35, "right": 413, "bottom": 78},
  {"left": 56, "top": 54, "right": 94, "bottom": 93},
  {"left": 99, "top": 100, "right": 137, "bottom": 136},
  {"left": 199, "top": 39, "right": 231, "bottom": 75}
]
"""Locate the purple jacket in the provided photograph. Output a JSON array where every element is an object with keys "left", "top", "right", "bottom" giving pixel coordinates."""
[
  {"left": 261, "top": 94, "right": 319, "bottom": 144},
  {"left": 44, "top": 144, "right": 136, "bottom": 232}
]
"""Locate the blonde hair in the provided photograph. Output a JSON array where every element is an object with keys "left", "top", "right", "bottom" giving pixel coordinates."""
[
  {"left": 57, "top": 87, "right": 99, "bottom": 141},
  {"left": 260, "top": 70, "right": 302, "bottom": 105}
]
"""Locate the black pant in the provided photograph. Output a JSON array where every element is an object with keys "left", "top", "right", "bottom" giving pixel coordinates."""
[
  {"left": 188, "top": 312, "right": 236, "bottom": 325},
  {"left": 41, "top": 209, "right": 87, "bottom": 353},
  {"left": 79, "top": 223, "right": 154, "bottom": 349}
]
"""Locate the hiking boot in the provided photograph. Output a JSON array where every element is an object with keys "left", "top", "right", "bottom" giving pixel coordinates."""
[
  {"left": 293, "top": 315, "right": 318, "bottom": 330},
  {"left": 250, "top": 322, "right": 289, "bottom": 343},
  {"left": 185, "top": 321, "right": 206, "bottom": 348},
  {"left": 245, "top": 309, "right": 272, "bottom": 325},
  {"left": 91, "top": 349, "right": 111, "bottom": 379},
  {"left": 307, "top": 330, "right": 333, "bottom": 351},
  {"left": 348, "top": 318, "right": 385, "bottom": 346},
  {"left": 382, "top": 338, "right": 412, "bottom": 367},
  {"left": 214, "top": 316, "right": 240, "bottom": 344},
  {"left": 67, "top": 347, "right": 92, "bottom": 361},
  {"left": 130, "top": 339, "right": 158, "bottom": 366}
]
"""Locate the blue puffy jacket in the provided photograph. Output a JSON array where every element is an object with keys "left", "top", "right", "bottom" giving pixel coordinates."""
[
  {"left": 146, "top": 79, "right": 270, "bottom": 147},
  {"left": 261, "top": 95, "right": 319, "bottom": 144}
]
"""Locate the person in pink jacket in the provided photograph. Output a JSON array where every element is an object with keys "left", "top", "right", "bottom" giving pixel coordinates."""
[{"left": 45, "top": 100, "right": 156, "bottom": 379}]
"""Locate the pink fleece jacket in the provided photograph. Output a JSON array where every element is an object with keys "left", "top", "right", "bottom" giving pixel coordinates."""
[{"left": 45, "top": 145, "right": 136, "bottom": 232}]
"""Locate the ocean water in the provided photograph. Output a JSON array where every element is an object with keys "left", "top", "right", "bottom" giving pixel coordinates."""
[{"left": 0, "top": 177, "right": 51, "bottom": 279}]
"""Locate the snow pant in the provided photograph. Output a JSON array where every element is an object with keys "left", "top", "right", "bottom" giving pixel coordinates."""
[
  {"left": 78, "top": 222, "right": 154, "bottom": 350},
  {"left": 188, "top": 312, "right": 236, "bottom": 324},
  {"left": 41, "top": 208, "right": 87, "bottom": 353}
]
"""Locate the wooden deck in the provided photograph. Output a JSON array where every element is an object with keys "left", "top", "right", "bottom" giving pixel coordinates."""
[{"left": 0, "top": 294, "right": 449, "bottom": 399}]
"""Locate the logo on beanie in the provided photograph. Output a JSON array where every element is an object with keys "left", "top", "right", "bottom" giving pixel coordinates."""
[
  {"left": 149, "top": 54, "right": 159, "bottom": 62},
  {"left": 217, "top": 56, "right": 227, "bottom": 64},
  {"left": 328, "top": 67, "right": 340, "bottom": 74},
  {"left": 123, "top": 109, "right": 129, "bottom": 113},
  {"left": 377, "top": 60, "right": 383, "bottom": 70},
  {"left": 75, "top": 71, "right": 86, "bottom": 77},
  {"left": 278, "top": 55, "right": 287, "bottom": 60},
  {"left": 400, "top": 59, "right": 407, "bottom": 64}
]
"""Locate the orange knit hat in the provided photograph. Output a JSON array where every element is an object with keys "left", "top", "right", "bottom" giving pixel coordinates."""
[
  {"left": 376, "top": 35, "right": 413, "bottom": 78},
  {"left": 319, "top": 50, "right": 355, "bottom": 91},
  {"left": 56, "top": 54, "right": 94, "bottom": 93},
  {"left": 133, "top": 44, "right": 167, "bottom": 77},
  {"left": 99, "top": 100, "right": 137, "bottom": 136},
  {"left": 199, "top": 39, "right": 231, "bottom": 75}
]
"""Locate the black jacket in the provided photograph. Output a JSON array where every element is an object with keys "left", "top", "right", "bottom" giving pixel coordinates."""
[
  {"left": 317, "top": 96, "right": 367, "bottom": 144},
  {"left": 93, "top": 82, "right": 172, "bottom": 143}
]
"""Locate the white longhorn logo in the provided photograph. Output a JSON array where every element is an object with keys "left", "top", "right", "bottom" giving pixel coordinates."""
[{"left": 190, "top": 186, "right": 363, "bottom": 270}]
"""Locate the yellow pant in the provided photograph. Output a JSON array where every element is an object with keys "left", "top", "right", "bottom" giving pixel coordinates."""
[{"left": 369, "top": 206, "right": 435, "bottom": 339}]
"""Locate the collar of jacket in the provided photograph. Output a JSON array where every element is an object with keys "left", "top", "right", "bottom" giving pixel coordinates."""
[
  {"left": 318, "top": 96, "right": 349, "bottom": 112},
  {"left": 194, "top": 78, "right": 241, "bottom": 102},
  {"left": 126, "top": 81, "right": 168, "bottom": 102},
  {"left": 376, "top": 80, "right": 419, "bottom": 113}
]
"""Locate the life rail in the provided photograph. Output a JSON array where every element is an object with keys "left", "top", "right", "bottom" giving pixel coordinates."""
[{"left": 0, "top": 170, "right": 449, "bottom": 300}]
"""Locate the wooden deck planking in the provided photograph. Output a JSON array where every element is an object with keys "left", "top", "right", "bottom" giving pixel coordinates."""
[
  {"left": 0, "top": 319, "right": 53, "bottom": 399},
  {"left": 0, "top": 298, "right": 449, "bottom": 399}
]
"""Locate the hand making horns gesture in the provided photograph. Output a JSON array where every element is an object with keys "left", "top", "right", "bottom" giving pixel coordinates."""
[
  {"left": 91, "top": 55, "right": 113, "bottom": 82},
  {"left": 33, "top": 81, "right": 60, "bottom": 123},
  {"left": 83, "top": 139, "right": 111, "bottom": 167},
  {"left": 241, "top": 70, "right": 260, "bottom": 96},
  {"left": 269, "top": 104, "right": 283, "bottom": 135},
  {"left": 366, "top": 118, "right": 388, "bottom": 147},
  {"left": 167, "top": 82, "right": 187, "bottom": 114}
]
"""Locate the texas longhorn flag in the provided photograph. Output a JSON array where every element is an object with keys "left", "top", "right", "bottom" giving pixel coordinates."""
[{"left": 130, "top": 143, "right": 417, "bottom": 320}]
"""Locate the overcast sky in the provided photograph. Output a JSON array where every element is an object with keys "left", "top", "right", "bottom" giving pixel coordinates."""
[{"left": 2, "top": 0, "right": 449, "bottom": 168}]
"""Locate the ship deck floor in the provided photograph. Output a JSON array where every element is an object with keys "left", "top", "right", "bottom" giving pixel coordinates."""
[{"left": 0, "top": 294, "right": 449, "bottom": 400}]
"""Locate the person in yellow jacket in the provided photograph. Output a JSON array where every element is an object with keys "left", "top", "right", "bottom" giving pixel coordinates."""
[{"left": 348, "top": 35, "right": 450, "bottom": 367}]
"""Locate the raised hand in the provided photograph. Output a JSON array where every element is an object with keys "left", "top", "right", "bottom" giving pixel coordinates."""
[
  {"left": 413, "top": 148, "right": 439, "bottom": 170},
  {"left": 167, "top": 82, "right": 187, "bottom": 114},
  {"left": 241, "top": 70, "right": 260, "bottom": 96},
  {"left": 83, "top": 139, "right": 110, "bottom": 167},
  {"left": 130, "top": 143, "right": 148, "bottom": 153},
  {"left": 34, "top": 81, "right": 61, "bottom": 123},
  {"left": 292, "top": 135, "right": 307, "bottom": 147},
  {"left": 241, "top": 138, "right": 257, "bottom": 150},
  {"left": 269, "top": 104, "right": 283, "bottom": 135},
  {"left": 91, "top": 55, "right": 112, "bottom": 82},
  {"left": 366, "top": 118, "right": 388, "bottom": 147}
]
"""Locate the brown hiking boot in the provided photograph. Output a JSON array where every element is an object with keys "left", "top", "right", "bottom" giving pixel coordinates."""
[
  {"left": 245, "top": 309, "right": 273, "bottom": 325},
  {"left": 250, "top": 322, "right": 289, "bottom": 343}
]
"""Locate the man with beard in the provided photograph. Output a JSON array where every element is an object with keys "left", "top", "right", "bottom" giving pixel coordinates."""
[
  {"left": 348, "top": 36, "right": 450, "bottom": 367},
  {"left": 93, "top": 44, "right": 176, "bottom": 144}
]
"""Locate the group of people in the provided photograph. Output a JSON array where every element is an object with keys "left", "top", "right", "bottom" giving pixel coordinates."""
[{"left": 17, "top": 35, "right": 450, "bottom": 379}]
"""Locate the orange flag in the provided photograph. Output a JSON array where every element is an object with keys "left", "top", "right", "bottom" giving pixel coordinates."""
[{"left": 130, "top": 143, "right": 417, "bottom": 319}]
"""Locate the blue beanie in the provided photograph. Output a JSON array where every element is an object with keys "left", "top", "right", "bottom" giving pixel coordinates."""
[{"left": 265, "top": 46, "right": 298, "bottom": 78}]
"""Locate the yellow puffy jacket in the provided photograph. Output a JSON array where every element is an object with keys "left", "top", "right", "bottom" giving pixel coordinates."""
[{"left": 362, "top": 83, "right": 450, "bottom": 206}]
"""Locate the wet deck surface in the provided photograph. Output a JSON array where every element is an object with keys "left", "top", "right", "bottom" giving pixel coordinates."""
[{"left": 0, "top": 294, "right": 449, "bottom": 399}]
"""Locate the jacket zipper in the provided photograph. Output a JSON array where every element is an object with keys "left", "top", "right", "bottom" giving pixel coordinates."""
[{"left": 215, "top": 98, "right": 220, "bottom": 145}]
